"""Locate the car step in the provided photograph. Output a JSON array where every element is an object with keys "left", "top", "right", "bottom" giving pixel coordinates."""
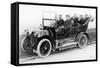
[
  {"left": 59, "top": 45, "right": 76, "bottom": 50},
  {"left": 57, "top": 42, "right": 78, "bottom": 49},
  {"left": 57, "top": 38, "right": 74, "bottom": 43},
  {"left": 58, "top": 42, "right": 77, "bottom": 48}
]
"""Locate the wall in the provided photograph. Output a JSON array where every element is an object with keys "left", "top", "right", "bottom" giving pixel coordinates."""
[{"left": 19, "top": 4, "right": 96, "bottom": 34}]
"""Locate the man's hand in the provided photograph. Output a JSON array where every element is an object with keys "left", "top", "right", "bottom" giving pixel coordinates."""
[
  {"left": 61, "top": 25, "right": 64, "bottom": 28},
  {"left": 56, "top": 26, "right": 63, "bottom": 32}
]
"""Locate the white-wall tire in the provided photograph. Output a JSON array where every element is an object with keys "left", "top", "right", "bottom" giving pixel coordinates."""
[
  {"left": 21, "top": 37, "right": 27, "bottom": 52},
  {"left": 37, "top": 39, "right": 52, "bottom": 58},
  {"left": 21, "top": 36, "right": 31, "bottom": 52}
]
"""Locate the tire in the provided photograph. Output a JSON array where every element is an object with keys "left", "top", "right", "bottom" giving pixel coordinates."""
[
  {"left": 21, "top": 36, "right": 31, "bottom": 52},
  {"left": 37, "top": 39, "right": 52, "bottom": 58},
  {"left": 77, "top": 33, "right": 88, "bottom": 48},
  {"left": 21, "top": 37, "right": 27, "bottom": 52}
]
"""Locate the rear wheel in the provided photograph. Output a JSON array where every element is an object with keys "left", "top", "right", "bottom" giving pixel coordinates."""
[
  {"left": 77, "top": 33, "right": 88, "bottom": 48},
  {"left": 37, "top": 39, "right": 52, "bottom": 58}
]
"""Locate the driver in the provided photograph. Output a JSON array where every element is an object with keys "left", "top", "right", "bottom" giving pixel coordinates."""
[
  {"left": 56, "top": 14, "right": 64, "bottom": 28},
  {"left": 55, "top": 14, "right": 64, "bottom": 32}
]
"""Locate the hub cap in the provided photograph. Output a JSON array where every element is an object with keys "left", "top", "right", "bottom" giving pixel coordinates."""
[
  {"left": 40, "top": 41, "right": 50, "bottom": 56},
  {"left": 79, "top": 36, "right": 86, "bottom": 46}
]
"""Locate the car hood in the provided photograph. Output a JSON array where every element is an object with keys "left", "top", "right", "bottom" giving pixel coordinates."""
[{"left": 33, "top": 29, "right": 49, "bottom": 37}]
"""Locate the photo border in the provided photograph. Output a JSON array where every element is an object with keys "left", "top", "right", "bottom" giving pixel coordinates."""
[{"left": 11, "top": 2, "right": 98, "bottom": 66}]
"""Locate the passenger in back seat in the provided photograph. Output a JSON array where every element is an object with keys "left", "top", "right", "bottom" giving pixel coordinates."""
[{"left": 78, "top": 15, "right": 85, "bottom": 25}]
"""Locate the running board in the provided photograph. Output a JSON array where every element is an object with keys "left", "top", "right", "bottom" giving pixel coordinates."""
[
  {"left": 59, "top": 45, "right": 76, "bottom": 50},
  {"left": 57, "top": 42, "right": 77, "bottom": 48}
]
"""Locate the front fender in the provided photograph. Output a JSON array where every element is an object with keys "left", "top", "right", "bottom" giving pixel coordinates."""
[{"left": 28, "top": 30, "right": 49, "bottom": 49}]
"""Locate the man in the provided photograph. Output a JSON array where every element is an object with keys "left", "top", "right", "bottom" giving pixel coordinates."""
[
  {"left": 84, "top": 14, "right": 89, "bottom": 23},
  {"left": 63, "top": 15, "right": 72, "bottom": 34},
  {"left": 64, "top": 15, "right": 72, "bottom": 28},
  {"left": 78, "top": 15, "right": 88, "bottom": 31},
  {"left": 72, "top": 14, "right": 79, "bottom": 24},
  {"left": 78, "top": 15, "right": 85, "bottom": 25},
  {"left": 71, "top": 14, "right": 79, "bottom": 27},
  {"left": 55, "top": 14, "right": 64, "bottom": 33},
  {"left": 56, "top": 14, "right": 64, "bottom": 28}
]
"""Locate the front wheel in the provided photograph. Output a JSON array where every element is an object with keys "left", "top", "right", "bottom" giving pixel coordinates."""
[
  {"left": 37, "top": 39, "right": 52, "bottom": 58},
  {"left": 21, "top": 36, "right": 32, "bottom": 53},
  {"left": 77, "top": 33, "right": 88, "bottom": 48}
]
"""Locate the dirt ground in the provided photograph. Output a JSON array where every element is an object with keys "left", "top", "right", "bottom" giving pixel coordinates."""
[{"left": 19, "top": 43, "right": 96, "bottom": 64}]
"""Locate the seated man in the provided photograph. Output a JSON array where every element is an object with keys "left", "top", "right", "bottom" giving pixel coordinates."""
[
  {"left": 55, "top": 14, "right": 64, "bottom": 33},
  {"left": 78, "top": 14, "right": 90, "bottom": 25},
  {"left": 83, "top": 14, "right": 90, "bottom": 25},
  {"left": 84, "top": 14, "right": 89, "bottom": 22},
  {"left": 72, "top": 14, "right": 79, "bottom": 23},
  {"left": 63, "top": 15, "right": 73, "bottom": 33},
  {"left": 56, "top": 15, "right": 64, "bottom": 28},
  {"left": 71, "top": 14, "right": 79, "bottom": 27},
  {"left": 78, "top": 15, "right": 85, "bottom": 25},
  {"left": 78, "top": 15, "right": 89, "bottom": 31},
  {"left": 81, "top": 14, "right": 92, "bottom": 31},
  {"left": 64, "top": 15, "right": 72, "bottom": 28}
]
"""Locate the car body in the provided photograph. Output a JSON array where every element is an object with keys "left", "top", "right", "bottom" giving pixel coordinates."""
[{"left": 21, "top": 12, "right": 92, "bottom": 58}]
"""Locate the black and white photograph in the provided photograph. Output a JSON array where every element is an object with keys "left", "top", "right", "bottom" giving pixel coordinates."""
[{"left": 11, "top": 2, "right": 97, "bottom": 65}]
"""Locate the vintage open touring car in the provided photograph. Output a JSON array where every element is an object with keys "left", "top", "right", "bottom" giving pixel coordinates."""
[{"left": 21, "top": 12, "right": 93, "bottom": 58}]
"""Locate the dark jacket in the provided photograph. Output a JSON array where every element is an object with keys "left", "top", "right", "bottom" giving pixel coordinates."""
[
  {"left": 84, "top": 17, "right": 89, "bottom": 23},
  {"left": 64, "top": 19, "right": 72, "bottom": 27},
  {"left": 72, "top": 17, "right": 79, "bottom": 24},
  {"left": 78, "top": 18, "right": 85, "bottom": 25},
  {"left": 56, "top": 19, "right": 64, "bottom": 28}
]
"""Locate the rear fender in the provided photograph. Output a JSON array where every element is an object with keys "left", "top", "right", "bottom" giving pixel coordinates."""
[{"left": 75, "top": 32, "right": 89, "bottom": 41}]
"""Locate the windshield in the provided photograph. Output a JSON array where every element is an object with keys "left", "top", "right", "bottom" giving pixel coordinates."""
[
  {"left": 43, "top": 19, "right": 56, "bottom": 27},
  {"left": 42, "top": 11, "right": 56, "bottom": 27}
]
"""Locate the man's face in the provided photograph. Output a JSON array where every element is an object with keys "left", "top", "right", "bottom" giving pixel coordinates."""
[
  {"left": 85, "top": 14, "right": 88, "bottom": 18},
  {"left": 79, "top": 15, "right": 83, "bottom": 19},
  {"left": 58, "top": 15, "right": 62, "bottom": 20},
  {"left": 66, "top": 15, "right": 70, "bottom": 20},
  {"left": 73, "top": 14, "right": 77, "bottom": 18}
]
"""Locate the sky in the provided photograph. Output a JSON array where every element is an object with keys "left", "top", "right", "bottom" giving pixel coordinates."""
[{"left": 19, "top": 4, "right": 96, "bottom": 35}]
